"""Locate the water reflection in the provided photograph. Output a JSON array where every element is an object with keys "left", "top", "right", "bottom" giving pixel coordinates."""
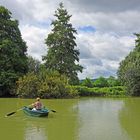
[
  {"left": 44, "top": 99, "right": 79, "bottom": 140},
  {"left": 24, "top": 119, "right": 47, "bottom": 140},
  {"left": 77, "top": 98, "right": 130, "bottom": 140},
  {"left": 119, "top": 98, "right": 140, "bottom": 140}
]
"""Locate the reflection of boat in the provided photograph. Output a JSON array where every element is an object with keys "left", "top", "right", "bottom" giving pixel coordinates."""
[{"left": 23, "top": 106, "right": 49, "bottom": 117}]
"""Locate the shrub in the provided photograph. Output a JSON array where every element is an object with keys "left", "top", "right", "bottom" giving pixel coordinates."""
[
  {"left": 16, "top": 72, "right": 39, "bottom": 98},
  {"left": 73, "top": 86, "right": 126, "bottom": 97},
  {"left": 16, "top": 70, "right": 79, "bottom": 98}
]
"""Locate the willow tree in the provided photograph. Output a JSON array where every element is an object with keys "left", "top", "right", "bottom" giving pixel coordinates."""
[
  {"left": 117, "top": 33, "right": 140, "bottom": 96},
  {"left": 43, "top": 3, "right": 83, "bottom": 84},
  {"left": 0, "top": 6, "right": 28, "bottom": 96}
]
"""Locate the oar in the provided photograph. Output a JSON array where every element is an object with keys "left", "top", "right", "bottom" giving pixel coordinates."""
[
  {"left": 6, "top": 108, "right": 23, "bottom": 117},
  {"left": 43, "top": 107, "right": 56, "bottom": 113},
  {"left": 50, "top": 109, "right": 56, "bottom": 113},
  {"left": 44, "top": 106, "right": 56, "bottom": 113}
]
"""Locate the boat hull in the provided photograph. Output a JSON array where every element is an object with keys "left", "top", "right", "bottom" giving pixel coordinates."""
[{"left": 23, "top": 106, "right": 49, "bottom": 117}]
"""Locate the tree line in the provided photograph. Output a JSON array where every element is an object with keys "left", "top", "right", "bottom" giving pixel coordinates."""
[{"left": 0, "top": 3, "right": 140, "bottom": 98}]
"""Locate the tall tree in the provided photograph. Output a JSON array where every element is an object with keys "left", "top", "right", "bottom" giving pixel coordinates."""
[
  {"left": 117, "top": 33, "right": 140, "bottom": 96},
  {"left": 27, "top": 56, "right": 41, "bottom": 74},
  {"left": 43, "top": 3, "right": 83, "bottom": 84},
  {"left": 0, "top": 6, "right": 28, "bottom": 96}
]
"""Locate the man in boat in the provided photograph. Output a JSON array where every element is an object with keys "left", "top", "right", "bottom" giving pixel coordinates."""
[{"left": 32, "top": 97, "right": 43, "bottom": 111}]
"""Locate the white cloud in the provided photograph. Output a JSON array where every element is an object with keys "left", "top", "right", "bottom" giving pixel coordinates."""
[
  {"left": 71, "top": 11, "right": 140, "bottom": 36},
  {"left": 20, "top": 25, "right": 50, "bottom": 61},
  {"left": 77, "top": 31, "right": 135, "bottom": 79}
]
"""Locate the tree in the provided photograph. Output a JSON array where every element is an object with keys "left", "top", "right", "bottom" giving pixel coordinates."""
[
  {"left": 93, "top": 76, "right": 108, "bottom": 87},
  {"left": 117, "top": 33, "right": 140, "bottom": 96},
  {"left": 107, "top": 76, "right": 121, "bottom": 87},
  {"left": 43, "top": 3, "right": 83, "bottom": 84},
  {"left": 16, "top": 72, "right": 39, "bottom": 98},
  {"left": 81, "top": 77, "right": 93, "bottom": 88},
  {"left": 27, "top": 56, "right": 41, "bottom": 74},
  {"left": 0, "top": 6, "right": 28, "bottom": 96}
]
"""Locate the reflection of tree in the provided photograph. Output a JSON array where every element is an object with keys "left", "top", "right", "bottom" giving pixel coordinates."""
[
  {"left": 119, "top": 98, "right": 140, "bottom": 140},
  {"left": 45, "top": 99, "right": 79, "bottom": 140},
  {"left": 78, "top": 98, "right": 129, "bottom": 140},
  {"left": 24, "top": 118, "right": 48, "bottom": 140}
]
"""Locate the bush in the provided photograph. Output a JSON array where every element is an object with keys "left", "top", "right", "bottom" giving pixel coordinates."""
[
  {"left": 16, "top": 70, "right": 79, "bottom": 98},
  {"left": 16, "top": 72, "right": 39, "bottom": 98},
  {"left": 73, "top": 86, "right": 126, "bottom": 97}
]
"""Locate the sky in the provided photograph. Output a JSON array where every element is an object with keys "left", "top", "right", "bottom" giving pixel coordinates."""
[{"left": 1, "top": 0, "right": 140, "bottom": 79}]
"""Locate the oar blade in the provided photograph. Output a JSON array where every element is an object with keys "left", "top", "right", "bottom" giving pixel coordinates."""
[
  {"left": 6, "top": 111, "right": 16, "bottom": 117},
  {"left": 51, "top": 110, "right": 56, "bottom": 113}
]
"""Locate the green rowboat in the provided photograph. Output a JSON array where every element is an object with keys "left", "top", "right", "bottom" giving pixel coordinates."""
[{"left": 23, "top": 106, "right": 49, "bottom": 117}]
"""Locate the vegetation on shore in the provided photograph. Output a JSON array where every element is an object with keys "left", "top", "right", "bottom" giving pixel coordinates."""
[
  {"left": 16, "top": 68, "right": 78, "bottom": 98},
  {"left": 77, "top": 77, "right": 126, "bottom": 97},
  {"left": 16, "top": 72, "right": 125, "bottom": 98},
  {"left": 117, "top": 34, "right": 140, "bottom": 96}
]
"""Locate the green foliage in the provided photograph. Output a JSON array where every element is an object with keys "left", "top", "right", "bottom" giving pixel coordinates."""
[
  {"left": 80, "top": 76, "right": 121, "bottom": 88},
  {"left": 0, "top": 6, "right": 28, "bottom": 96},
  {"left": 118, "top": 33, "right": 140, "bottom": 96},
  {"left": 121, "top": 68, "right": 140, "bottom": 96},
  {"left": 107, "top": 76, "right": 121, "bottom": 87},
  {"left": 43, "top": 3, "right": 83, "bottom": 85},
  {"left": 16, "top": 72, "right": 39, "bottom": 98},
  {"left": 81, "top": 77, "right": 93, "bottom": 88},
  {"left": 93, "top": 76, "right": 108, "bottom": 87},
  {"left": 16, "top": 69, "right": 79, "bottom": 98},
  {"left": 38, "top": 69, "right": 69, "bottom": 98},
  {"left": 27, "top": 56, "right": 41, "bottom": 74},
  {"left": 74, "top": 86, "right": 126, "bottom": 96}
]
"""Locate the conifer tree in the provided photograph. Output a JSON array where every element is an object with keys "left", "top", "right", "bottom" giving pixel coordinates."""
[{"left": 43, "top": 3, "right": 83, "bottom": 84}]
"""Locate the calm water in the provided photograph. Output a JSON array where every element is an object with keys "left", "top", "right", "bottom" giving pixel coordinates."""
[{"left": 0, "top": 97, "right": 140, "bottom": 140}]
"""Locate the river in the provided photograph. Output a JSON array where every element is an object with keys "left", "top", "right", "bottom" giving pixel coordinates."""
[{"left": 0, "top": 97, "right": 140, "bottom": 140}]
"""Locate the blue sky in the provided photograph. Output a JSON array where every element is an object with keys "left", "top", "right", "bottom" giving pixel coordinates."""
[
  {"left": 78, "top": 26, "right": 96, "bottom": 32},
  {"left": 1, "top": 0, "right": 140, "bottom": 79}
]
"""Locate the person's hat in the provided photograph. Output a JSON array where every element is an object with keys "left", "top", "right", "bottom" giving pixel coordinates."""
[{"left": 36, "top": 97, "right": 40, "bottom": 101}]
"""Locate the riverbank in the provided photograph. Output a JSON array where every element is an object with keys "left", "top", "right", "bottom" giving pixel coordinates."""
[{"left": 0, "top": 86, "right": 128, "bottom": 99}]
